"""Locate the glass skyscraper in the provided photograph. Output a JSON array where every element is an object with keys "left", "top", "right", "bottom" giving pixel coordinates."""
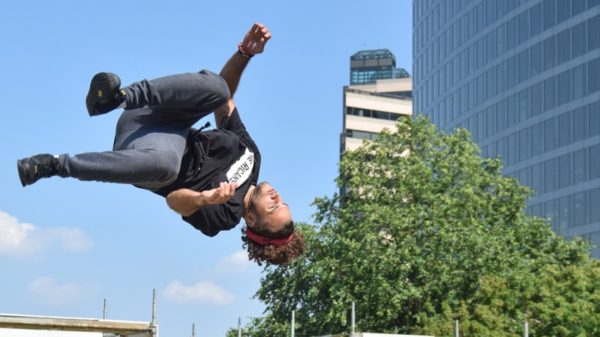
[
  {"left": 413, "top": 0, "right": 600, "bottom": 257},
  {"left": 350, "top": 49, "right": 411, "bottom": 85}
]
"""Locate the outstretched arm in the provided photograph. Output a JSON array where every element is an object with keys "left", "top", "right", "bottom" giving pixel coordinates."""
[
  {"left": 214, "top": 23, "right": 271, "bottom": 128},
  {"left": 166, "top": 24, "right": 271, "bottom": 216}
]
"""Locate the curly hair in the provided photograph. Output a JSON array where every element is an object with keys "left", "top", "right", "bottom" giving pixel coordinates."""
[{"left": 241, "top": 222, "right": 305, "bottom": 266}]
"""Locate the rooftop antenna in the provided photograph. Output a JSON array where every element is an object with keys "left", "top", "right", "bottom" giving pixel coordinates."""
[
  {"left": 291, "top": 310, "right": 295, "bottom": 337},
  {"left": 351, "top": 301, "right": 356, "bottom": 334},
  {"left": 150, "top": 289, "right": 159, "bottom": 336}
]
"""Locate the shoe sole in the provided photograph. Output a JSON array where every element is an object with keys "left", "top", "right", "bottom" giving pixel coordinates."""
[
  {"left": 86, "top": 72, "right": 121, "bottom": 116},
  {"left": 16, "top": 159, "right": 31, "bottom": 187}
]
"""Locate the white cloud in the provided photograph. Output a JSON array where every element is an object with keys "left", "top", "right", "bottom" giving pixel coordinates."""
[
  {"left": 163, "top": 280, "right": 234, "bottom": 305},
  {"left": 46, "top": 227, "right": 92, "bottom": 253},
  {"left": 0, "top": 211, "right": 38, "bottom": 256},
  {"left": 26, "top": 276, "right": 97, "bottom": 306},
  {"left": 0, "top": 211, "right": 92, "bottom": 258},
  {"left": 216, "top": 250, "right": 253, "bottom": 273}
]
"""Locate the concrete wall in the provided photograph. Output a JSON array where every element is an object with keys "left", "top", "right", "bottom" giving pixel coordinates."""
[{"left": 0, "top": 328, "right": 100, "bottom": 337}]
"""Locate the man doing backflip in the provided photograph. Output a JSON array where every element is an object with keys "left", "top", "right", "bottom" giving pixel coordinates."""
[{"left": 17, "top": 23, "right": 304, "bottom": 265}]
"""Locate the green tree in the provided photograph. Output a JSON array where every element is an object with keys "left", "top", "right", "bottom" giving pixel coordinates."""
[
  {"left": 225, "top": 315, "right": 291, "bottom": 337},
  {"left": 238, "top": 116, "right": 596, "bottom": 337},
  {"left": 418, "top": 261, "right": 600, "bottom": 337}
]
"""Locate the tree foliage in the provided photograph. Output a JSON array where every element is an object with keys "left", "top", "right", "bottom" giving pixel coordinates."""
[
  {"left": 417, "top": 261, "right": 600, "bottom": 336},
  {"left": 237, "top": 116, "right": 598, "bottom": 337}
]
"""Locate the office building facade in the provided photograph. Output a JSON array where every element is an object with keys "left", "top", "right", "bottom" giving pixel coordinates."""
[
  {"left": 342, "top": 49, "right": 413, "bottom": 154},
  {"left": 413, "top": 0, "right": 600, "bottom": 256}
]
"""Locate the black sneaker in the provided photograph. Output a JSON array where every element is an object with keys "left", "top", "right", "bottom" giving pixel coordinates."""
[
  {"left": 86, "top": 72, "right": 124, "bottom": 116},
  {"left": 17, "top": 154, "right": 62, "bottom": 187}
]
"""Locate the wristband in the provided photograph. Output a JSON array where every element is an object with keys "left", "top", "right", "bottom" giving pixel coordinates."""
[{"left": 237, "top": 43, "right": 254, "bottom": 58}]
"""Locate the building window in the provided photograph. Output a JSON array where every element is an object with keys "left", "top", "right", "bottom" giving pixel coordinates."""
[
  {"left": 573, "top": 148, "right": 588, "bottom": 183},
  {"left": 545, "top": 158, "right": 557, "bottom": 192},
  {"left": 573, "top": 63, "right": 588, "bottom": 99},
  {"left": 497, "top": 24, "right": 506, "bottom": 56},
  {"left": 487, "top": 28, "right": 497, "bottom": 61},
  {"left": 572, "top": 0, "right": 586, "bottom": 15},
  {"left": 531, "top": 122, "right": 544, "bottom": 155},
  {"left": 532, "top": 162, "right": 545, "bottom": 193},
  {"left": 546, "top": 199, "right": 559, "bottom": 230},
  {"left": 544, "top": 116, "right": 558, "bottom": 152},
  {"left": 559, "top": 195, "right": 571, "bottom": 231},
  {"left": 519, "top": 128, "right": 530, "bottom": 161},
  {"left": 589, "top": 143, "right": 600, "bottom": 180},
  {"left": 519, "top": 88, "right": 530, "bottom": 121},
  {"left": 478, "top": 110, "right": 486, "bottom": 140},
  {"left": 507, "top": 16, "right": 518, "bottom": 50},
  {"left": 531, "top": 42, "right": 543, "bottom": 76},
  {"left": 507, "top": 94, "right": 518, "bottom": 127},
  {"left": 572, "top": 21, "right": 587, "bottom": 57},
  {"left": 558, "top": 29, "right": 572, "bottom": 65},
  {"left": 544, "top": 76, "right": 557, "bottom": 111},
  {"left": 486, "top": 68, "right": 496, "bottom": 99},
  {"left": 558, "top": 110, "right": 572, "bottom": 147},
  {"left": 558, "top": 69, "right": 572, "bottom": 106},
  {"left": 497, "top": 61, "right": 507, "bottom": 94},
  {"left": 573, "top": 192, "right": 588, "bottom": 227},
  {"left": 508, "top": 132, "right": 518, "bottom": 165},
  {"left": 557, "top": 0, "right": 572, "bottom": 24},
  {"left": 588, "top": 57, "right": 600, "bottom": 93},
  {"left": 531, "top": 82, "right": 543, "bottom": 116},
  {"left": 519, "top": 49, "right": 530, "bottom": 83},
  {"left": 588, "top": 14, "right": 600, "bottom": 51},
  {"left": 589, "top": 101, "right": 600, "bottom": 136},
  {"left": 559, "top": 153, "right": 572, "bottom": 188},
  {"left": 486, "top": 105, "right": 496, "bottom": 136},
  {"left": 346, "top": 107, "right": 405, "bottom": 121},
  {"left": 530, "top": 2, "right": 543, "bottom": 37},
  {"left": 507, "top": 55, "right": 519, "bottom": 88},
  {"left": 346, "top": 129, "right": 379, "bottom": 141},
  {"left": 494, "top": 100, "right": 504, "bottom": 132},
  {"left": 590, "top": 188, "right": 600, "bottom": 223},
  {"left": 543, "top": 0, "right": 557, "bottom": 31},
  {"left": 518, "top": 10, "right": 530, "bottom": 44},
  {"left": 520, "top": 166, "right": 531, "bottom": 187},
  {"left": 573, "top": 106, "right": 588, "bottom": 142},
  {"left": 543, "top": 35, "right": 557, "bottom": 71}
]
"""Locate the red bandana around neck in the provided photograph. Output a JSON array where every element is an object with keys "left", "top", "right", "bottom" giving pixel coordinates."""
[{"left": 245, "top": 228, "right": 292, "bottom": 246}]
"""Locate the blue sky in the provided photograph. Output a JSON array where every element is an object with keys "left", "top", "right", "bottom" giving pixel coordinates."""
[{"left": 0, "top": 1, "right": 412, "bottom": 336}]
